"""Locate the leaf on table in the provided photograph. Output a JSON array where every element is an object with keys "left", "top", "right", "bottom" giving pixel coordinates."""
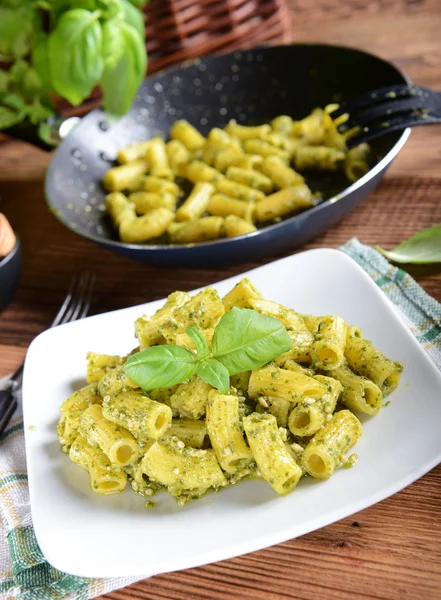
[
  {"left": 124, "top": 345, "right": 197, "bottom": 391},
  {"left": 376, "top": 223, "right": 441, "bottom": 264},
  {"left": 212, "top": 307, "right": 293, "bottom": 376},
  {"left": 48, "top": 9, "right": 104, "bottom": 106},
  {"left": 196, "top": 359, "right": 230, "bottom": 394}
]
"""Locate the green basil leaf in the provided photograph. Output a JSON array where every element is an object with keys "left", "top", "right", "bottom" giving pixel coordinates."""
[
  {"left": 101, "top": 18, "right": 125, "bottom": 68},
  {"left": 96, "top": 0, "right": 122, "bottom": 20},
  {"left": 48, "top": 9, "right": 103, "bottom": 106},
  {"left": 120, "top": 0, "right": 145, "bottom": 39},
  {"left": 22, "top": 68, "right": 43, "bottom": 98},
  {"left": 9, "top": 60, "right": 28, "bottom": 86},
  {"left": 0, "top": 7, "right": 33, "bottom": 58},
  {"left": 31, "top": 35, "right": 52, "bottom": 90},
  {"left": 376, "top": 223, "right": 441, "bottom": 264},
  {"left": 196, "top": 358, "right": 230, "bottom": 394},
  {"left": 0, "top": 71, "right": 10, "bottom": 97},
  {"left": 101, "top": 22, "right": 146, "bottom": 116},
  {"left": 0, "top": 106, "right": 25, "bottom": 130},
  {"left": 125, "top": 0, "right": 148, "bottom": 8},
  {"left": 52, "top": 0, "right": 74, "bottom": 22},
  {"left": 3, "top": 93, "right": 27, "bottom": 111},
  {"left": 124, "top": 345, "right": 197, "bottom": 391},
  {"left": 185, "top": 326, "right": 210, "bottom": 360},
  {"left": 26, "top": 100, "right": 54, "bottom": 125},
  {"left": 212, "top": 307, "right": 293, "bottom": 375}
]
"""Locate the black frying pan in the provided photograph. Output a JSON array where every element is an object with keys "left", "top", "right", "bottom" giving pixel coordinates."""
[{"left": 44, "top": 44, "right": 409, "bottom": 267}]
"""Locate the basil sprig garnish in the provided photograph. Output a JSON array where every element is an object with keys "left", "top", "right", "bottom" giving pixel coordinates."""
[{"left": 124, "top": 308, "right": 293, "bottom": 394}]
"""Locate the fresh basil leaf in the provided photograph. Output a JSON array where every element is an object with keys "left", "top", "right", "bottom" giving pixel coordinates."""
[
  {"left": 0, "top": 106, "right": 25, "bottom": 130},
  {"left": 31, "top": 35, "right": 52, "bottom": 90},
  {"left": 212, "top": 307, "right": 293, "bottom": 375},
  {"left": 120, "top": 0, "right": 145, "bottom": 39},
  {"left": 185, "top": 326, "right": 210, "bottom": 360},
  {"left": 124, "top": 345, "right": 197, "bottom": 391},
  {"left": 196, "top": 358, "right": 230, "bottom": 394},
  {"left": 22, "top": 68, "right": 43, "bottom": 98},
  {"left": 0, "top": 71, "right": 9, "bottom": 97},
  {"left": 3, "top": 93, "right": 27, "bottom": 111},
  {"left": 48, "top": 9, "right": 103, "bottom": 106},
  {"left": 26, "top": 100, "right": 54, "bottom": 125},
  {"left": 9, "top": 60, "right": 28, "bottom": 86},
  {"left": 377, "top": 223, "right": 441, "bottom": 264},
  {"left": 101, "top": 22, "right": 146, "bottom": 116},
  {"left": 101, "top": 18, "right": 125, "bottom": 68},
  {"left": 52, "top": 0, "right": 74, "bottom": 21},
  {"left": 125, "top": 0, "right": 148, "bottom": 8},
  {"left": 0, "top": 6, "right": 33, "bottom": 57},
  {"left": 96, "top": 0, "right": 122, "bottom": 20}
]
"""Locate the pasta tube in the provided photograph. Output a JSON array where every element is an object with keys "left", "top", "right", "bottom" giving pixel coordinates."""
[
  {"left": 311, "top": 315, "right": 347, "bottom": 370},
  {"left": 135, "top": 291, "right": 190, "bottom": 349},
  {"left": 243, "top": 139, "right": 290, "bottom": 162},
  {"left": 86, "top": 353, "right": 125, "bottom": 383},
  {"left": 170, "top": 376, "right": 212, "bottom": 419},
  {"left": 170, "top": 120, "right": 205, "bottom": 151},
  {"left": 161, "top": 419, "right": 208, "bottom": 448},
  {"left": 146, "top": 137, "right": 174, "bottom": 180},
  {"left": 208, "top": 195, "right": 254, "bottom": 221},
  {"left": 226, "top": 166, "right": 273, "bottom": 193},
  {"left": 206, "top": 391, "right": 253, "bottom": 473},
  {"left": 168, "top": 216, "right": 224, "bottom": 244},
  {"left": 271, "top": 115, "right": 294, "bottom": 133},
  {"left": 294, "top": 146, "right": 345, "bottom": 171},
  {"left": 119, "top": 208, "right": 175, "bottom": 243},
  {"left": 288, "top": 375, "right": 342, "bottom": 437},
  {"left": 97, "top": 366, "right": 139, "bottom": 398},
  {"left": 216, "top": 179, "right": 265, "bottom": 203},
  {"left": 141, "top": 440, "right": 226, "bottom": 491},
  {"left": 102, "top": 159, "right": 149, "bottom": 192},
  {"left": 129, "top": 191, "right": 176, "bottom": 213},
  {"left": 243, "top": 413, "right": 302, "bottom": 495},
  {"left": 117, "top": 141, "right": 151, "bottom": 164},
  {"left": 103, "top": 391, "right": 172, "bottom": 441},
  {"left": 105, "top": 192, "right": 136, "bottom": 227},
  {"left": 302, "top": 410, "right": 362, "bottom": 480},
  {"left": 327, "top": 362, "right": 383, "bottom": 415},
  {"left": 256, "top": 396, "right": 291, "bottom": 427},
  {"left": 140, "top": 176, "right": 181, "bottom": 197},
  {"left": 176, "top": 182, "right": 214, "bottom": 221},
  {"left": 58, "top": 384, "right": 101, "bottom": 449},
  {"left": 79, "top": 404, "right": 139, "bottom": 467},
  {"left": 254, "top": 185, "right": 314, "bottom": 222},
  {"left": 70, "top": 436, "right": 127, "bottom": 494},
  {"left": 166, "top": 139, "right": 191, "bottom": 172},
  {"left": 248, "top": 366, "right": 327, "bottom": 404},
  {"left": 259, "top": 156, "right": 304, "bottom": 189},
  {"left": 223, "top": 215, "right": 257, "bottom": 237},
  {"left": 225, "top": 120, "right": 271, "bottom": 141},
  {"left": 214, "top": 150, "right": 263, "bottom": 172},
  {"left": 344, "top": 143, "right": 370, "bottom": 182},
  {"left": 345, "top": 326, "right": 403, "bottom": 396},
  {"left": 184, "top": 161, "right": 223, "bottom": 184},
  {"left": 222, "top": 277, "right": 262, "bottom": 311}
]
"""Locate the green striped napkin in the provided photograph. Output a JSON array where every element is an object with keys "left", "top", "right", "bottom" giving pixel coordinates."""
[{"left": 1, "top": 239, "right": 440, "bottom": 600}]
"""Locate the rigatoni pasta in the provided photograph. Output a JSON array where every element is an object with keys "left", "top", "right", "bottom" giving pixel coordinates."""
[
  {"left": 101, "top": 109, "right": 371, "bottom": 245},
  {"left": 58, "top": 277, "right": 401, "bottom": 506}
]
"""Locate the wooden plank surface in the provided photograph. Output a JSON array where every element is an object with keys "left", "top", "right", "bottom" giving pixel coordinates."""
[{"left": 0, "top": 1, "right": 440, "bottom": 599}]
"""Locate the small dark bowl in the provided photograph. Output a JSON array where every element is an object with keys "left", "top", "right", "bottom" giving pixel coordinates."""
[
  {"left": 0, "top": 238, "right": 22, "bottom": 312},
  {"left": 45, "top": 44, "right": 409, "bottom": 267}
]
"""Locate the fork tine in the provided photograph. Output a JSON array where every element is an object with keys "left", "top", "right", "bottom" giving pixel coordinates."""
[
  {"left": 50, "top": 276, "right": 77, "bottom": 328},
  {"left": 78, "top": 273, "right": 95, "bottom": 319},
  {"left": 59, "top": 272, "right": 90, "bottom": 325}
]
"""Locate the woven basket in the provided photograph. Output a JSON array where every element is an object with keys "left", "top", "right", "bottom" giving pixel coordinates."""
[{"left": 60, "top": 0, "right": 292, "bottom": 115}]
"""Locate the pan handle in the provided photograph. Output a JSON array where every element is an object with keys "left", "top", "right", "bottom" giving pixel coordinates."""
[{"left": 5, "top": 115, "right": 81, "bottom": 152}]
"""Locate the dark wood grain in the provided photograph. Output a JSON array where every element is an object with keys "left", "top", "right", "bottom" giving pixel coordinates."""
[{"left": 0, "top": 2, "right": 440, "bottom": 599}]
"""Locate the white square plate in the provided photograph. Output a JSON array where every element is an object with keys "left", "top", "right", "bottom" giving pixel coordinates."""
[{"left": 23, "top": 249, "right": 441, "bottom": 578}]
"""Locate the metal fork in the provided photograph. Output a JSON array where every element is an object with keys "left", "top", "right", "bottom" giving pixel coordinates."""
[
  {"left": 330, "top": 84, "right": 441, "bottom": 148},
  {"left": 0, "top": 272, "right": 95, "bottom": 436}
]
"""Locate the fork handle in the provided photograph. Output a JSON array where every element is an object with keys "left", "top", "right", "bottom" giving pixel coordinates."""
[{"left": 0, "top": 390, "right": 18, "bottom": 436}]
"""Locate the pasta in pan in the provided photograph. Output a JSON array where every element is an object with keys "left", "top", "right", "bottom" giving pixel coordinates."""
[
  {"left": 58, "top": 278, "right": 402, "bottom": 506},
  {"left": 101, "top": 107, "right": 371, "bottom": 245}
]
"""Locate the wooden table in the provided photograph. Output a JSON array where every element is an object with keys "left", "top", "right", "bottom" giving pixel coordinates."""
[{"left": 1, "top": 1, "right": 441, "bottom": 598}]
